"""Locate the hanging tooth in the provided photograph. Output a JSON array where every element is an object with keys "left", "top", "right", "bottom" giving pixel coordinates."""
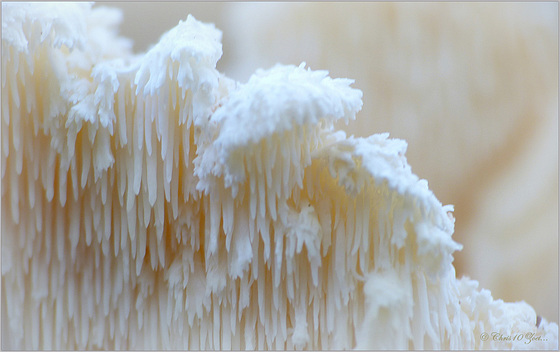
[
  {"left": 164, "top": 116, "right": 174, "bottom": 194},
  {"left": 223, "top": 194, "right": 234, "bottom": 249},
  {"left": 94, "top": 254, "right": 102, "bottom": 303},
  {"left": 229, "top": 285, "right": 237, "bottom": 332},
  {"left": 244, "top": 301, "right": 255, "bottom": 350},
  {"left": 150, "top": 299, "right": 158, "bottom": 349},
  {"left": 137, "top": 220, "right": 146, "bottom": 273},
  {"left": 24, "top": 219, "right": 35, "bottom": 269},
  {"left": 123, "top": 95, "right": 134, "bottom": 155},
  {"left": 67, "top": 269, "right": 76, "bottom": 320},
  {"left": 69, "top": 200, "right": 80, "bottom": 262},
  {"left": 2, "top": 118, "right": 10, "bottom": 171},
  {"left": 34, "top": 184, "right": 42, "bottom": 232},
  {"left": 257, "top": 310, "right": 265, "bottom": 349},
  {"left": 249, "top": 172, "right": 257, "bottom": 221},
  {"left": 147, "top": 135, "right": 157, "bottom": 206},
  {"left": 0, "top": 147, "right": 8, "bottom": 183},
  {"left": 45, "top": 149, "right": 56, "bottom": 202},
  {"left": 82, "top": 262, "right": 94, "bottom": 320},
  {"left": 258, "top": 172, "right": 266, "bottom": 220},
  {"left": 117, "top": 87, "right": 127, "bottom": 147},
  {"left": 81, "top": 141, "right": 91, "bottom": 189},
  {"left": 173, "top": 123, "right": 180, "bottom": 172},
  {"left": 9, "top": 62, "right": 20, "bottom": 109},
  {"left": 112, "top": 257, "right": 123, "bottom": 308},
  {"left": 171, "top": 164, "right": 179, "bottom": 220},
  {"left": 304, "top": 136, "right": 312, "bottom": 166},
  {"left": 9, "top": 158, "right": 20, "bottom": 224},
  {"left": 80, "top": 302, "right": 90, "bottom": 349},
  {"left": 144, "top": 98, "right": 152, "bottom": 156},
  {"left": 157, "top": 231, "right": 165, "bottom": 271},
  {"left": 273, "top": 231, "right": 283, "bottom": 288},
  {"left": 294, "top": 149, "right": 303, "bottom": 190},
  {"left": 113, "top": 202, "right": 120, "bottom": 257},
  {"left": 54, "top": 287, "right": 64, "bottom": 349},
  {"left": 84, "top": 198, "right": 92, "bottom": 247},
  {"left": 136, "top": 296, "right": 144, "bottom": 332},
  {"left": 163, "top": 167, "right": 171, "bottom": 204},
  {"left": 101, "top": 232, "right": 110, "bottom": 257},
  {"left": 258, "top": 214, "right": 270, "bottom": 262},
  {"left": 363, "top": 192, "right": 370, "bottom": 251},
  {"left": 349, "top": 201, "right": 359, "bottom": 256},
  {"left": 32, "top": 137, "right": 41, "bottom": 182},
  {"left": 264, "top": 150, "right": 276, "bottom": 216},
  {"left": 127, "top": 198, "right": 137, "bottom": 244},
  {"left": 159, "top": 292, "right": 170, "bottom": 349},
  {"left": 171, "top": 81, "right": 177, "bottom": 111},
  {"left": 100, "top": 173, "right": 108, "bottom": 205},
  {"left": 123, "top": 261, "right": 131, "bottom": 308},
  {"left": 18, "top": 214, "right": 27, "bottom": 253},
  {"left": 305, "top": 166, "right": 314, "bottom": 201},
  {"left": 1, "top": 57, "right": 8, "bottom": 109},
  {"left": 179, "top": 94, "right": 186, "bottom": 125},
  {"left": 120, "top": 206, "right": 127, "bottom": 252},
  {"left": 159, "top": 94, "right": 169, "bottom": 161},
  {"left": 181, "top": 123, "right": 190, "bottom": 171},
  {"left": 43, "top": 200, "right": 53, "bottom": 276},
  {"left": 151, "top": 94, "right": 159, "bottom": 139},
  {"left": 149, "top": 228, "right": 158, "bottom": 270},
  {"left": 160, "top": 122, "right": 167, "bottom": 170},
  {"left": 142, "top": 184, "right": 152, "bottom": 226},
  {"left": 133, "top": 143, "right": 143, "bottom": 196},
  {"left": 31, "top": 302, "right": 39, "bottom": 349},
  {"left": 267, "top": 186, "right": 276, "bottom": 222},
  {"left": 135, "top": 94, "right": 144, "bottom": 152},
  {"left": 93, "top": 192, "right": 102, "bottom": 242},
  {"left": 103, "top": 196, "right": 112, "bottom": 241},
  {"left": 155, "top": 164, "right": 165, "bottom": 240},
  {"left": 250, "top": 219, "right": 258, "bottom": 280},
  {"left": 282, "top": 149, "right": 291, "bottom": 199},
  {"left": 30, "top": 92, "right": 39, "bottom": 137},
  {"left": 56, "top": 203, "right": 66, "bottom": 264},
  {"left": 255, "top": 144, "right": 263, "bottom": 176},
  {"left": 70, "top": 157, "right": 79, "bottom": 202},
  {"left": 208, "top": 194, "right": 220, "bottom": 255},
  {"left": 59, "top": 164, "right": 68, "bottom": 207},
  {"left": 130, "top": 221, "right": 137, "bottom": 261},
  {"left": 103, "top": 254, "right": 111, "bottom": 317},
  {"left": 117, "top": 150, "right": 126, "bottom": 206},
  {"left": 12, "top": 106, "right": 22, "bottom": 175},
  {"left": 125, "top": 153, "right": 135, "bottom": 212}
]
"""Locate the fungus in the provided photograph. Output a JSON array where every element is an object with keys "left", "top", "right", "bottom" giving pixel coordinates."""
[{"left": 1, "top": 2, "right": 558, "bottom": 350}]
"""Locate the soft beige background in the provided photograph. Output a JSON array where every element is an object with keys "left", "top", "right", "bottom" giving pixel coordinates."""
[{"left": 97, "top": 2, "right": 558, "bottom": 322}]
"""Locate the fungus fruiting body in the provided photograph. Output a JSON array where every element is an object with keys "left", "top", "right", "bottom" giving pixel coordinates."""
[{"left": 1, "top": 3, "right": 558, "bottom": 350}]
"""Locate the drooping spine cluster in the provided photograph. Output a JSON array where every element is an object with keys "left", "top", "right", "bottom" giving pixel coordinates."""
[{"left": 1, "top": 5, "right": 226, "bottom": 348}]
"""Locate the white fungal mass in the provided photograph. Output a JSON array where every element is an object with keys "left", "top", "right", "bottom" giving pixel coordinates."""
[{"left": 1, "top": 2, "right": 557, "bottom": 350}]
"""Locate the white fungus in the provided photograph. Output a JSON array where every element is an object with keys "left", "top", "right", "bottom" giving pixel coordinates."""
[{"left": 1, "top": 2, "right": 558, "bottom": 350}]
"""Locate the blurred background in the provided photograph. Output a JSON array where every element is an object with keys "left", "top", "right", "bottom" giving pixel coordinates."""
[{"left": 98, "top": 2, "right": 558, "bottom": 322}]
